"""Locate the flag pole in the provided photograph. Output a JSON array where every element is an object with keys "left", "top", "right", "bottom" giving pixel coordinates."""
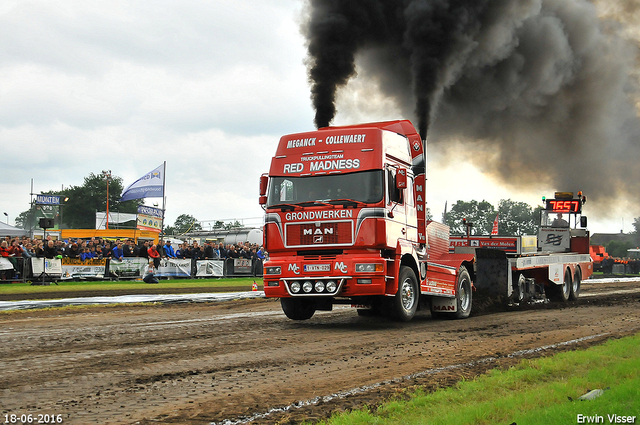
[{"left": 161, "top": 161, "right": 166, "bottom": 236}]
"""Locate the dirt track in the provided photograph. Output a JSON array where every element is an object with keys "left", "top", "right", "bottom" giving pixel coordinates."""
[{"left": 1, "top": 279, "right": 639, "bottom": 425}]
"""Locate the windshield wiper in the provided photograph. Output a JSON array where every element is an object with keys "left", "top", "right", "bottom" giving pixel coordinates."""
[
  {"left": 327, "top": 198, "right": 364, "bottom": 207},
  {"left": 298, "top": 200, "right": 336, "bottom": 208},
  {"left": 268, "top": 203, "right": 300, "bottom": 211}
]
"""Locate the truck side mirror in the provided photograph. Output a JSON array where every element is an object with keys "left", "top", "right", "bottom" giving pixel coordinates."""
[
  {"left": 396, "top": 168, "right": 407, "bottom": 190},
  {"left": 580, "top": 216, "right": 587, "bottom": 228},
  {"left": 259, "top": 174, "right": 269, "bottom": 196}
]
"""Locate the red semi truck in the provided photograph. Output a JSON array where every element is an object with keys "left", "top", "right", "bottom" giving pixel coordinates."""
[{"left": 258, "top": 120, "right": 592, "bottom": 321}]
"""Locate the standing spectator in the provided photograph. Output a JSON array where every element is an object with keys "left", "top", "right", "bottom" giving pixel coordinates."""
[
  {"left": 43, "top": 240, "right": 58, "bottom": 259},
  {"left": 190, "top": 242, "right": 201, "bottom": 260},
  {"left": 148, "top": 244, "right": 161, "bottom": 269},
  {"left": 80, "top": 248, "right": 94, "bottom": 261},
  {"left": 67, "top": 243, "right": 80, "bottom": 259},
  {"left": 203, "top": 241, "right": 216, "bottom": 259},
  {"left": 218, "top": 242, "right": 226, "bottom": 259},
  {"left": 102, "top": 242, "right": 113, "bottom": 259},
  {"left": 123, "top": 239, "right": 134, "bottom": 257},
  {"left": 22, "top": 242, "right": 35, "bottom": 259},
  {"left": 163, "top": 240, "right": 176, "bottom": 258},
  {"left": 34, "top": 240, "right": 45, "bottom": 258},
  {"left": 112, "top": 241, "right": 124, "bottom": 261},
  {"left": 0, "top": 241, "right": 13, "bottom": 280},
  {"left": 139, "top": 241, "right": 149, "bottom": 259},
  {"left": 157, "top": 239, "right": 166, "bottom": 258},
  {"left": 55, "top": 240, "right": 66, "bottom": 257}
]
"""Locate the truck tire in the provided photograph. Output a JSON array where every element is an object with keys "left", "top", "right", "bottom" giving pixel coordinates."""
[
  {"left": 570, "top": 268, "right": 581, "bottom": 301},
  {"left": 280, "top": 298, "right": 316, "bottom": 320},
  {"left": 453, "top": 266, "right": 472, "bottom": 319},
  {"left": 548, "top": 268, "right": 571, "bottom": 302},
  {"left": 511, "top": 273, "right": 526, "bottom": 304},
  {"left": 391, "top": 266, "right": 419, "bottom": 322}
]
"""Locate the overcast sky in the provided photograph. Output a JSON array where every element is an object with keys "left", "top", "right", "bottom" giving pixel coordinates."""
[{"left": 1, "top": 0, "right": 637, "bottom": 234}]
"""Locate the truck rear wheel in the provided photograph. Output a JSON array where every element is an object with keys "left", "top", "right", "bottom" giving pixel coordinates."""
[
  {"left": 453, "top": 266, "right": 472, "bottom": 319},
  {"left": 570, "top": 269, "right": 581, "bottom": 301},
  {"left": 280, "top": 298, "right": 316, "bottom": 320},
  {"left": 548, "top": 268, "right": 571, "bottom": 302},
  {"left": 391, "top": 266, "right": 418, "bottom": 322}
]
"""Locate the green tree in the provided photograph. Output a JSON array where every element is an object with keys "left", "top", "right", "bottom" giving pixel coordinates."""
[
  {"left": 171, "top": 214, "right": 202, "bottom": 234},
  {"left": 631, "top": 217, "right": 640, "bottom": 247},
  {"left": 444, "top": 200, "right": 496, "bottom": 235},
  {"left": 496, "top": 199, "right": 541, "bottom": 235},
  {"left": 224, "top": 220, "right": 242, "bottom": 230},
  {"left": 606, "top": 239, "right": 633, "bottom": 258}
]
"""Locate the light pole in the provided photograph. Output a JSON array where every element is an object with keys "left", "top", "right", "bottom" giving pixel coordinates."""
[
  {"left": 59, "top": 197, "right": 69, "bottom": 230},
  {"left": 3, "top": 212, "right": 7, "bottom": 225},
  {"left": 102, "top": 170, "right": 112, "bottom": 230}
]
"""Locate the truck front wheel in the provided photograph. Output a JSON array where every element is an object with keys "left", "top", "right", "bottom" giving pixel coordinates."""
[
  {"left": 280, "top": 298, "right": 316, "bottom": 320},
  {"left": 391, "top": 266, "right": 419, "bottom": 322}
]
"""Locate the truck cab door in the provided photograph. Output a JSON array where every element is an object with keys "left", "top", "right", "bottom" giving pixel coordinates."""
[{"left": 387, "top": 166, "right": 410, "bottom": 239}]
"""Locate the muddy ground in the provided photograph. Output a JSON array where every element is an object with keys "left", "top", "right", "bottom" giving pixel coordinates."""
[{"left": 0, "top": 279, "right": 638, "bottom": 425}]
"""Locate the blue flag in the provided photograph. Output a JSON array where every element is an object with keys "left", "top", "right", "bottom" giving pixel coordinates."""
[{"left": 120, "top": 163, "right": 165, "bottom": 201}]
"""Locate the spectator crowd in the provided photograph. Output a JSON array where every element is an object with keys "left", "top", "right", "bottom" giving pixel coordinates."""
[{"left": 1, "top": 235, "right": 267, "bottom": 280}]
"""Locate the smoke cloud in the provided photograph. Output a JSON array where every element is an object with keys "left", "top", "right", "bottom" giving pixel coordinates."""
[{"left": 303, "top": 0, "right": 640, "bottom": 211}]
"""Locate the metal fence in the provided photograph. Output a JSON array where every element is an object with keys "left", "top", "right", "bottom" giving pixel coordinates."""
[{"left": 0, "top": 257, "right": 263, "bottom": 284}]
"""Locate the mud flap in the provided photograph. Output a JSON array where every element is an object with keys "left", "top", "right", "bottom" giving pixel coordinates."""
[{"left": 474, "top": 248, "right": 510, "bottom": 310}]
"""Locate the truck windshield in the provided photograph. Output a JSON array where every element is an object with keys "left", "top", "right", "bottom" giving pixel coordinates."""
[{"left": 267, "top": 170, "right": 384, "bottom": 207}]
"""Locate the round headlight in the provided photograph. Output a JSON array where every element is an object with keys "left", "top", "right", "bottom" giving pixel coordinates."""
[
  {"left": 314, "top": 281, "right": 325, "bottom": 292},
  {"left": 303, "top": 281, "right": 313, "bottom": 293},
  {"left": 290, "top": 281, "right": 301, "bottom": 293},
  {"left": 326, "top": 280, "right": 337, "bottom": 292}
]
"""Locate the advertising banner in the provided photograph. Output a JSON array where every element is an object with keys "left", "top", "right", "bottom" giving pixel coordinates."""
[
  {"left": 36, "top": 195, "right": 60, "bottom": 205},
  {"left": 233, "top": 258, "right": 253, "bottom": 275},
  {"left": 31, "top": 258, "right": 63, "bottom": 276},
  {"left": 0, "top": 258, "right": 13, "bottom": 271},
  {"left": 61, "top": 258, "right": 107, "bottom": 279},
  {"left": 137, "top": 205, "right": 163, "bottom": 232},
  {"left": 157, "top": 258, "right": 192, "bottom": 277},
  {"left": 195, "top": 260, "right": 224, "bottom": 277},
  {"left": 109, "top": 258, "right": 148, "bottom": 278}
]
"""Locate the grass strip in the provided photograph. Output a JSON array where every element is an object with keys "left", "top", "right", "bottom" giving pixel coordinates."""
[
  {"left": 315, "top": 333, "right": 640, "bottom": 425},
  {"left": 0, "top": 277, "right": 263, "bottom": 295}
]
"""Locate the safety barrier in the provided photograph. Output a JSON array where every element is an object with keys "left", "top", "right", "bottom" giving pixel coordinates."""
[{"left": 0, "top": 257, "right": 264, "bottom": 284}]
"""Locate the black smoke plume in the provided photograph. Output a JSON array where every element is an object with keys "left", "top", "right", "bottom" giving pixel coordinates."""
[{"left": 303, "top": 0, "right": 640, "bottom": 212}]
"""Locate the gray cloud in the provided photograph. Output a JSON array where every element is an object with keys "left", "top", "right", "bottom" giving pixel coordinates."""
[{"left": 304, "top": 0, "right": 640, "bottom": 212}]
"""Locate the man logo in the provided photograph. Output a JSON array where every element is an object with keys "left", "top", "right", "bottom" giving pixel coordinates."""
[{"left": 313, "top": 235, "right": 323, "bottom": 243}]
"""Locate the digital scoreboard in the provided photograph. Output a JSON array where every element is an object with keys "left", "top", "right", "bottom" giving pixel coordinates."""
[{"left": 545, "top": 199, "right": 582, "bottom": 214}]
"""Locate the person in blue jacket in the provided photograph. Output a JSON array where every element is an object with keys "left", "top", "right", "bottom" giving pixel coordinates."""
[
  {"left": 112, "top": 241, "right": 124, "bottom": 261},
  {"left": 163, "top": 240, "right": 176, "bottom": 258}
]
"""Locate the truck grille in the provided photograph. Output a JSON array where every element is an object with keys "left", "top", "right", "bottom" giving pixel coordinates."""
[{"left": 285, "top": 221, "right": 353, "bottom": 247}]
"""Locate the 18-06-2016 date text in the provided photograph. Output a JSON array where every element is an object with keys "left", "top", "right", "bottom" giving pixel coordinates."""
[{"left": 4, "top": 414, "right": 63, "bottom": 424}]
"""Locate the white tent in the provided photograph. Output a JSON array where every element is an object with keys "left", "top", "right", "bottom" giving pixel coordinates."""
[{"left": 0, "top": 222, "right": 28, "bottom": 237}]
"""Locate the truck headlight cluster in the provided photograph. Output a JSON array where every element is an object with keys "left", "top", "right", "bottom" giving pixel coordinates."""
[
  {"left": 355, "top": 263, "right": 383, "bottom": 272},
  {"left": 288, "top": 279, "right": 339, "bottom": 295},
  {"left": 265, "top": 266, "right": 281, "bottom": 275}
]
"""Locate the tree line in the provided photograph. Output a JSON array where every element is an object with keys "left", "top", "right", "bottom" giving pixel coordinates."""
[{"left": 441, "top": 199, "right": 544, "bottom": 236}]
